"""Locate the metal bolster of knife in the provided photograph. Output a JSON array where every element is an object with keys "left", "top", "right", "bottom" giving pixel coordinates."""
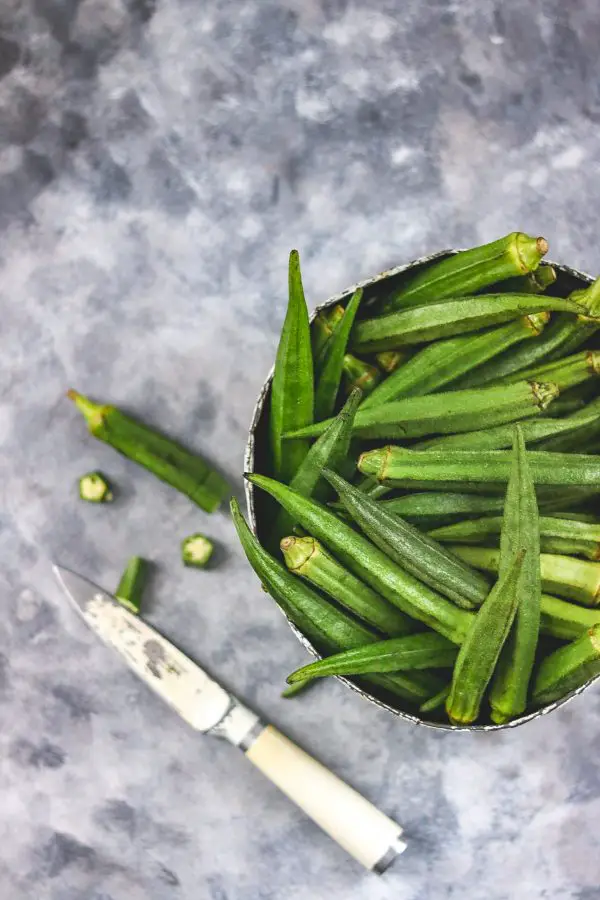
[{"left": 207, "top": 698, "right": 265, "bottom": 751}]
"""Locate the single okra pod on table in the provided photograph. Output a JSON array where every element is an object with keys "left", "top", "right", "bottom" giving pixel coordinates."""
[
  {"left": 311, "top": 304, "right": 345, "bottom": 360},
  {"left": 414, "top": 399, "right": 600, "bottom": 451},
  {"left": 360, "top": 314, "right": 550, "bottom": 410},
  {"left": 490, "top": 264, "right": 557, "bottom": 295},
  {"left": 181, "top": 533, "right": 214, "bottom": 568},
  {"left": 322, "top": 468, "right": 489, "bottom": 611},
  {"left": 539, "top": 594, "right": 600, "bottom": 641},
  {"left": 79, "top": 471, "right": 113, "bottom": 503},
  {"left": 281, "top": 535, "right": 413, "bottom": 636},
  {"left": 494, "top": 350, "right": 600, "bottom": 392},
  {"left": 115, "top": 556, "right": 148, "bottom": 614},
  {"left": 532, "top": 624, "right": 600, "bottom": 707},
  {"left": 231, "top": 499, "right": 443, "bottom": 705},
  {"left": 383, "top": 232, "right": 548, "bottom": 312},
  {"left": 271, "top": 389, "right": 362, "bottom": 542},
  {"left": 429, "top": 515, "right": 600, "bottom": 561},
  {"left": 68, "top": 391, "right": 229, "bottom": 513},
  {"left": 269, "top": 250, "right": 314, "bottom": 484},
  {"left": 446, "top": 551, "right": 526, "bottom": 725},
  {"left": 358, "top": 446, "right": 600, "bottom": 489},
  {"left": 314, "top": 288, "right": 363, "bottom": 420},
  {"left": 342, "top": 355, "right": 382, "bottom": 397},
  {"left": 286, "top": 380, "right": 558, "bottom": 441},
  {"left": 246, "top": 475, "right": 474, "bottom": 645},
  {"left": 489, "top": 427, "right": 542, "bottom": 724},
  {"left": 448, "top": 544, "right": 600, "bottom": 608},
  {"left": 286, "top": 633, "right": 458, "bottom": 684},
  {"left": 452, "top": 277, "right": 600, "bottom": 389},
  {"left": 351, "top": 294, "right": 584, "bottom": 354}
]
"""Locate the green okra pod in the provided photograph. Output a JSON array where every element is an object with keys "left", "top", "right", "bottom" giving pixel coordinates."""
[
  {"left": 247, "top": 474, "right": 474, "bottom": 644},
  {"left": 360, "top": 314, "right": 549, "bottom": 410},
  {"left": 429, "top": 515, "right": 600, "bottom": 561},
  {"left": 358, "top": 446, "right": 600, "bottom": 489},
  {"left": 67, "top": 391, "right": 229, "bottom": 513},
  {"left": 231, "top": 498, "right": 443, "bottom": 705},
  {"left": 532, "top": 624, "right": 600, "bottom": 707},
  {"left": 490, "top": 264, "right": 557, "bottom": 295},
  {"left": 271, "top": 389, "right": 362, "bottom": 541},
  {"left": 281, "top": 679, "right": 314, "bottom": 699},
  {"left": 280, "top": 535, "right": 413, "bottom": 635},
  {"left": 323, "top": 468, "right": 489, "bottom": 611},
  {"left": 286, "top": 633, "right": 458, "bottom": 683},
  {"left": 448, "top": 544, "right": 600, "bottom": 608},
  {"left": 494, "top": 350, "right": 600, "bottom": 391},
  {"left": 314, "top": 288, "right": 363, "bottom": 420},
  {"left": 420, "top": 684, "right": 451, "bottom": 714},
  {"left": 384, "top": 232, "right": 548, "bottom": 312},
  {"left": 414, "top": 399, "right": 600, "bottom": 451},
  {"left": 311, "top": 304, "right": 345, "bottom": 360},
  {"left": 115, "top": 556, "right": 148, "bottom": 614},
  {"left": 452, "top": 277, "right": 600, "bottom": 389},
  {"left": 352, "top": 294, "right": 584, "bottom": 354},
  {"left": 539, "top": 594, "right": 600, "bottom": 641},
  {"left": 286, "top": 380, "right": 558, "bottom": 441},
  {"left": 270, "top": 250, "right": 315, "bottom": 483},
  {"left": 342, "top": 355, "right": 382, "bottom": 397},
  {"left": 446, "top": 550, "right": 526, "bottom": 725},
  {"left": 378, "top": 492, "right": 508, "bottom": 526},
  {"left": 489, "top": 427, "right": 542, "bottom": 724}
]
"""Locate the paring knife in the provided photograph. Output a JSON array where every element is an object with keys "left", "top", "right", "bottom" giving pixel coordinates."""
[{"left": 54, "top": 564, "right": 406, "bottom": 873}]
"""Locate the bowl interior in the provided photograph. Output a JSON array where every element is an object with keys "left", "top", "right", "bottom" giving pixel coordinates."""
[{"left": 244, "top": 251, "right": 597, "bottom": 731}]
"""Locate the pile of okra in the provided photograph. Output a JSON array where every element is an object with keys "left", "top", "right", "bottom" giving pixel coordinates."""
[{"left": 233, "top": 232, "right": 600, "bottom": 726}]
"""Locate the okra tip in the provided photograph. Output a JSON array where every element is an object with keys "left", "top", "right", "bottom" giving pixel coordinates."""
[
  {"left": 536, "top": 237, "right": 549, "bottom": 256},
  {"left": 67, "top": 388, "right": 102, "bottom": 423}
]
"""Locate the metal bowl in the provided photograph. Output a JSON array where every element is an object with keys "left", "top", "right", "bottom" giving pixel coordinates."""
[{"left": 244, "top": 249, "right": 599, "bottom": 731}]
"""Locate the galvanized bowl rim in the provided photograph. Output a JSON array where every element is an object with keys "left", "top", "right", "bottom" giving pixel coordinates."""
[{"left": 244, "top": 249, "right": 599, "bottom": 732}]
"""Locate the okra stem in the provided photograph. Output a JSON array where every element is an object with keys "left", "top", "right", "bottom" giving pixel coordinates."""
[
  {"left": 384, "top": 232, "right": 548, "bottom": 312},
  {"left": 490, "top": 264, "right": 557, "bottom": 295},
  {"left": 448, "top": 544, "right": 600, "bottom": 608},
  {"left": 281, "top": 535, "right": 413, "bottom": 635},
  {"left": 360, "top": 314, "right": 549, "bottom": 410},
  {"left": 342, "top": 354, "right": 382, "bottom": 397},
  {"left": 375, "top": 350, "right": 410, "bottom": 373},
  {"left": 68, "top": 390, "right": 229, "bottom": 513},
  {"left": 287, "top": 380, "right": 558, "bottom": 441},
  {"left": 352, "top": 295, "right": 584, "bottom": 353},
  {"left": 358, "top": 446, "right": 600, "bottom": 489},
  {"left": 532, "top": 624, "right": 600, "bottom": 706}
]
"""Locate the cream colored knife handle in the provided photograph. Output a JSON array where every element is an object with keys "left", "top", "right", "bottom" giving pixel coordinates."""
[{"left": 244, "top": 725, "right": 406, "bottom": 872}]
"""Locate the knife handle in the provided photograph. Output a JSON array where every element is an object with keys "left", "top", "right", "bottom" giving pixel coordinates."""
[{"left": 244, "top": 725, "right": 406, "bottom": 872}]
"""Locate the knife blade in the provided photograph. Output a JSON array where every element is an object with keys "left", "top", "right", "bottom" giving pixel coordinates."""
[{"left": 54, "top": 563, "right": 406, "bottom": 872}]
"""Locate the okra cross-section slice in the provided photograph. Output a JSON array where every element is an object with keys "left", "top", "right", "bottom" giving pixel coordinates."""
[{"left": 79, "top": 471, "right": 113, "bottom": 503}]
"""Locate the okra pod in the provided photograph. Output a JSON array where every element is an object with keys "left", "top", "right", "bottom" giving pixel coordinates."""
[
  {"left": 420, "top": 684, "right": 451, "bottom": 714},
  {"left": 342, "top": 355, "right": 382, "bottom": 397},
  {"left": 379, "top": 492, "right": 508, "bottom": 526},
  {"left": 286, "top": 633, "right": 458, "bottom": 683},
  {"left": 247, "top": 474, "right": 474, "bottom": 644},
  {"left": 489, "top": 427, "right": 542, "bottom": 724},
  {"left": 231, "top": 498, "right": 443, "bottom": 705},
  {"left": 281, "top": 535, "right": 413, "bottom": 635},
  {"left": 287, "top": 380, "right": 558, "bottom": 441},
  {"left": 115, "top": 556, "right": 148, "bottom": 614},
  {"left": 494, "top": 350, "right": 600, "bottom": 391},
  {"left": 270, "top": 249, "right": 314, "bottom": 483},
  {"left": 448, "top": 544, "right": 600, "bottom": 608},
  {"left": 490, "top": 264, "right": 557, "bottom": 295},
  {"left": 446, "top": 551, "right": 526, "bottom": 725},
  {"left": 452, "top": 277, "right": 600, "bottom": 389},
  {"left": 361, "top": 314, "right": 549, "bottom": 410},
  {"left": 352, "top": 295, "right": 583, "bottom": 354},
  {"left": 430, "top": 515, "right": 600, "bottom": 560},
  {"left": 384, "top": 232, "right": 548, "bottom": 312},
  {"left": 358, "top": 446, "right": 600, "bottom": 489},
  {"left": 67, "top": 391, "right": 229, "bottom": 513},
  {"left": 539, "top": 594, "right": 600, "bottom": 641},
  {"left": 414, "top": 400, "right": 600, "bottom": 452},
  {"left": 375, "top": 350, "right": 410, "bottom": 373},
  {"left": 532, "top": 624, "right": 600, "bottom": 707},
  {"left": 281, "top": 679, "right": 314, "bottom": 699},
  {"left": 311, "top": 304, "right": 345, "bottom": 360},
  {"left": 323, "top": 468, "right": 489, "bottom": 610},
  {"left": 314, "top": 288, "right": 363, "bottom": 420},
  {"left": 271, "top": 389, "right": 362, "bottom": 541}
]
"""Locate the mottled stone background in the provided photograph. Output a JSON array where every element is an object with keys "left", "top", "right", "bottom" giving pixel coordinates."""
[{"left": 1, "top": 1, "right": 600, "bottom": 898}]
